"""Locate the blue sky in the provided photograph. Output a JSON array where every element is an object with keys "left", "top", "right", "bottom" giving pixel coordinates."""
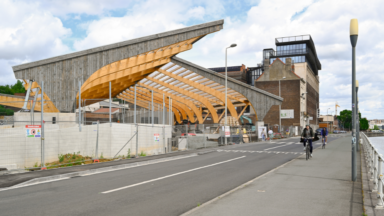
[{"left": 0, "top": 0, "right": 383, "bottom": 119}]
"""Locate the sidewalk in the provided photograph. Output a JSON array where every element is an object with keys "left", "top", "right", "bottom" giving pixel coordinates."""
[{"left": 186, "top": 136, "right": 364, "bottom": 216}]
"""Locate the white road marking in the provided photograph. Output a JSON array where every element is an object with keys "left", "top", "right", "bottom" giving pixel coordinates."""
[
  {"left": 263, "top": 143, "right": 292, "bottom": 151},
  {"left": 101, "top": 156, "right": 246, "bottom": 194}
]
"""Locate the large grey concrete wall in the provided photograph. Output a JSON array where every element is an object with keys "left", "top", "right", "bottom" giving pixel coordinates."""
[
  {"left": 170, "top": 57, "right": 283, "bottom": 121},
  {"left": 13, "top": 20, "right": 224, "bottom": 112}
]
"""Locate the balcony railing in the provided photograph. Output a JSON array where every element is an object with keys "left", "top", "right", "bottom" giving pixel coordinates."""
[{"left": 275, "top": 35, "right": 312, "bottom": 43}]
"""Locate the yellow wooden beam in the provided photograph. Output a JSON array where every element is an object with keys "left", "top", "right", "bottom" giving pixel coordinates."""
[
  {"left": 157, "top": 68, "right": 239, "bottom": 119},
  {"left": 134, "top": 87, "right": 197, "bottom": 123},
  {"left": 122, "top": 87, "right": 187, "bottom": 119},
  {"left": 139, "top": 83, "right": 204, "bottom": 123},
  {"left": 237, "top": 103, "right": 250, "bottom": 120},
  {"left": 146, "top": 76, "right": 219, "bottom": 123}
]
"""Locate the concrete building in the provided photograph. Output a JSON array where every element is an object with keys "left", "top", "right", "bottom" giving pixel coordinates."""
[{"left": 209, "top": 65, "right": 248, "bottom": 84}]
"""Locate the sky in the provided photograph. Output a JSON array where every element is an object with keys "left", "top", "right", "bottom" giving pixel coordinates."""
[{"left": 0, "top": 0, "right": 383, "bottom": 119}]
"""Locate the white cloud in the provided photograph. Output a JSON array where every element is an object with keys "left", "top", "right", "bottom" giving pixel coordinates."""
[{"left": 1, "top": 0, "right": 384, "bottom": 119}]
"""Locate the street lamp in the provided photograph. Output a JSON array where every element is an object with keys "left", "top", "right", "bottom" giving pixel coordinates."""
[
  {"left": 225, "top": 43, "right": 237, "bottom": 145},
  {"left": 279, "top": 77, "right": 286, "bottom": 133},
  {"left": 327, "top": 108, "right": 330, "bottom": 116},
  {"left": 356, "top": 80, "right": 359, "bottom": 152},
  {"left": 350, "top": 18, "right": 358, "bottom": 182}
]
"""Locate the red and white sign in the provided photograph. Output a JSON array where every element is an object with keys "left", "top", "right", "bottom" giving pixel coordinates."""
[
  {"left": 154, "top": 133, "right": 160, "bottom": 142},
  {"left": 26, "top": 125, "right": 41, "bottom": 138},
  {"left": 225, "top": 126, "right": 230, "bottom": 137}
]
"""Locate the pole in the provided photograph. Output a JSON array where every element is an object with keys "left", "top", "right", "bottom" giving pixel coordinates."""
[
  {"left": 279, "top": 79, "right": 281, "bottom": 133},
  {"left": 109, "top": 82, "right": 111, "bottom": 127},
  {"left": 225, "top": 48, "right": 228, "bottom": 145},
  {"left": 152, "top": 90, "right": 154, "bottom": 126},
  {"left": 163, "top": 94, "right": 165, "bottom": 125},
  {"left": 350, "top": 19, "right": 358, "bottom": 182},
  {"left": 95, "top": 120, "right": 99, "bottom": 162},
  {"left": 135, "top": 123, "right": 139, "bottom": 157},
  {"left": 169, "top": 97, "right": 171, "bottom": 125},
  {"left": 134, "top": 84, "right": 137, "bottom": 124},
  {"left": 41, "top": 81, "right": 45, "bottom": 170},
  {"left": 79, "top": 80, "right": 81, "bottom": 132}
]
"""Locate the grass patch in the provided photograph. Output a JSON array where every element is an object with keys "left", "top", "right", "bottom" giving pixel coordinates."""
[{"left": 140, "top": 151, "right": 147, "bottom": 157}]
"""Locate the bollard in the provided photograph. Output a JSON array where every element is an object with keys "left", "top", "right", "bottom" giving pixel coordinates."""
[{"left": 377, "top": 157, "right": 384, "bottom": 208}]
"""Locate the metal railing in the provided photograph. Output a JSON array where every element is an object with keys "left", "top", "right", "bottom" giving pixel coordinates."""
[
  {"left": 361, "top": 132, "right": 384, "bottom": 208},
  {"left": 275, "top": 35, "right": 312, "bottom": 43}
]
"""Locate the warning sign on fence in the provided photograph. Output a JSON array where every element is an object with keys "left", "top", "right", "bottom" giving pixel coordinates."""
[
  {"left": 26, "top": 125, "right": 41, "bottom": 138},
  {"left": 154, "top": 133, "right": 160, "bottom": 142}
]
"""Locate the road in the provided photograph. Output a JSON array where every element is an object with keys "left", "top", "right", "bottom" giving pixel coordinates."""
[{"left": 0, "top": 136, "right": 342, "bottom": 216}]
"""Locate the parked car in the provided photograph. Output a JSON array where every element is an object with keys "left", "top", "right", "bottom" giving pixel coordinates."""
[
  {"left": 333, "top": 130, "right": 339, "bottom": 134},
  {"left": 316, "top": 128, "right": 323, "bottom": 135}
]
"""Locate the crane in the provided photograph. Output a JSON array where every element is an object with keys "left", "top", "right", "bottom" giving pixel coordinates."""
[{"left": 335, "top": 102, "right": 340, "bottom": 116}]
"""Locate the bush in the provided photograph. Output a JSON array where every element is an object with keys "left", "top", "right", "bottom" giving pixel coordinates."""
[{"left": 58, "top": 154, "right": 65, "bottom": 163}]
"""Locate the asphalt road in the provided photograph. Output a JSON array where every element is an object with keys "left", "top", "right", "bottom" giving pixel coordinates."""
[{"left": 0, "top": 136, "right": 342, "bottom": 216}]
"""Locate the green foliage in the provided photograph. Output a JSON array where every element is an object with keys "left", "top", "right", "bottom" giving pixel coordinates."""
[
  {"left": 140, "top": 151, "right": 147, "bottom": 157},
  {"left": 100, "top": 152, "right": 104, "bottom": 159},
  {"left": 0, "top": 105, "right": 14, "bottom": 116},
  {"left": 373, "top": 125, "right": 380, "bottom": 130},
  {"left": 58, "top": 154, "right": 65, "bottom": 163},
  {"left": 337, "top": 110, "right": 366, "bottom": 130},
  {"left": 34, "top": 162, "right": 39, "bottom": 168},
  {"left": 0, "top": 80, "right": 26, "bottom": 95},
  {"left": 127, "top": 148, "right": 131, "bottom": 159},
  {"left": 72, "top": 152, "right": 76, "bottom": 159},
  {"left": 360, "top": 118, "right": 369, "bottom": 130}
]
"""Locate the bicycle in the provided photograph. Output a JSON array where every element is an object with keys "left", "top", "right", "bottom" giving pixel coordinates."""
[
  {"left": 303, "top": 138, "right": 313, "bottom": 160},
  {"left": 322, "top": 136, "right": 326, "bottom": 149}
]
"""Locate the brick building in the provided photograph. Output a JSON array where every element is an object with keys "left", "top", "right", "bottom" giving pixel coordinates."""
[{"left": 209, "top": 65, "right": 248, "bottom": 83}]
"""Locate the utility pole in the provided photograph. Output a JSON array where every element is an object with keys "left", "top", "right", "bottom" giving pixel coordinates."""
[{"left": 225, "top": 43, "right": 237, "bottom": 145}]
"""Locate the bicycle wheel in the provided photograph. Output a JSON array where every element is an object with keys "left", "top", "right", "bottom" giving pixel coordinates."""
[{"left": 306, "top": 145, "right": 310, "bottom": 160}]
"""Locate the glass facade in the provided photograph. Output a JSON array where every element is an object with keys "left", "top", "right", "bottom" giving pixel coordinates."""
[
  {"left": 276, "top": 43, "right": 306, "bottom": 56},
  {"left": 270, "top": 56, "right": 305, "bottom": 64},
  {"left": 247, "top": 67, "right": 263, "bottom": 86}
]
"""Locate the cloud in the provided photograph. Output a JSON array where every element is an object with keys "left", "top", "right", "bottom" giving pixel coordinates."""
[{"left": 1, "top": 0, "right": 384, "bottom": 119}]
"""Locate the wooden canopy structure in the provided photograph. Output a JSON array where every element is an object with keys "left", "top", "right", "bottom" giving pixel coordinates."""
[{"left": 12, "top": 19, "right": 282, "bottom": 123}]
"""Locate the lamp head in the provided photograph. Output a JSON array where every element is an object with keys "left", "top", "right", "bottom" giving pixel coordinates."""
[
  {"left": 283, "top": 77, "right": 286, "bottom": 79},
  {"left": 350, "top": 19, "right": 358, "bottom": 36},
  {"left": 230, "top": 44, "right": 237, "bottom": 48},
  {"left": 356, "top": 80, "right": 359, "bottom": 87},
  {"left": 350, "top": 19, "right": 358, "bottom": 47}
]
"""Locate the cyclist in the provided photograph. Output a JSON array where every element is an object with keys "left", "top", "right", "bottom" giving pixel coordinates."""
[
  {"left": 321, "top": 127, "right": 328, "bottom": 145},
  {"left": 301, "top": 125, "right": 314, "bottom": 157}
]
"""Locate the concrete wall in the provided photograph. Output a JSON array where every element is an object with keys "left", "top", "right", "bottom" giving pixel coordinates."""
[
  {"left": 13, "top": 20, "right": 224, "bottom": 112},
  {"left": 13, "top": 112, "right": 77, "bottom": 128},
  {"left": 0, "top": 123, "right": 172, "bottom": 169}
]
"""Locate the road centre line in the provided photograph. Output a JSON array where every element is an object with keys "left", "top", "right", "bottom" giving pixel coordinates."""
[
  {"left": 263, "top": 143, "right": 292, "bottom": 151},
  {"left": 101, "top": 156, "right": 246, "bottom": 194}
]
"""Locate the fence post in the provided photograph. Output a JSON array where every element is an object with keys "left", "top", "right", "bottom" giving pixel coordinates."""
[
  {"left": 136, "top": 124, "right": 139, "bottom": 157},
  {"left": 78, "top": 80, "right": 81, "bottom": 132},
  {"left": 94, "top": 120, "right": 99, "bottom": 162},
  {"left": 373, "top": 151, "right": 378, "bottom": 192},
  {"left": 371, "top": 147, "right": 375, "bottom": 181},
  {"left": 40, "top": 81, "right": 46, "bottom": 170},
  {"left": 377, "top": 157, "right": 384, "bottom": 208},
  {"left": 203, "top": 124, "right": 206, "bottom": 148},
  {"left": 185, "top": 125, "right": 188, "bottom": 150}
]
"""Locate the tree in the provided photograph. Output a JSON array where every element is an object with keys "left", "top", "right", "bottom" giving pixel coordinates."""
[
  {"left": 0, "top": 105, "right": 14, "bottom": 116},
  {"left": 0, "top": 80, "right": 25, "bottom": 95},
  {"left": 373, "top": 125, "right": 380, "bottom": 130},
  {"left": 360, "top": 118, "right": 369, "bottom": 130},
  {"left": 337, "top": 109, "right": 367, "bottom": 130},
  {"left": 11, "top": 80, "right": 26, "bottom": 93}
]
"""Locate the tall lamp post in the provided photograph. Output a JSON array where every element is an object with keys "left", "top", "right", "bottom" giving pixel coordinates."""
[
  {"left": 279, "top": 77, "right": 286, "bottom": 133},
  {"left": 327, "top": 108, "right": 330, "bottom": 116},
  {"left": 224, "top": 43, "right": 237, "bottom": 145},
  {"left": 350, "top": 18, "right": 358, "bottom": 182},
  {"left": 356, "top": 80, "right": 359, "bottom": 152}
]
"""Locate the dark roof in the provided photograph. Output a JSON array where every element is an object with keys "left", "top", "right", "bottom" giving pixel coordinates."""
[{"left": 208, "top": 66, "right": 242, "bottom": 73}]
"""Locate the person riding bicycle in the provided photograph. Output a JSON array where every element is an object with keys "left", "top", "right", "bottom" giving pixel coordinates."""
[
  {"left": 321, "top": 127, "right": 328, "bottom": 145},
  {"left": 301, "top": 125, "right": 314, "bottom": 157}
]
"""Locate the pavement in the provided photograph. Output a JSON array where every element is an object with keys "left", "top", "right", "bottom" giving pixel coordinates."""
[
  {"left": 185, "top": 136, "right": 364, "bottom": 216},
  {"left": 0, "top": 135, "right": 353, "bottom": 216}
]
